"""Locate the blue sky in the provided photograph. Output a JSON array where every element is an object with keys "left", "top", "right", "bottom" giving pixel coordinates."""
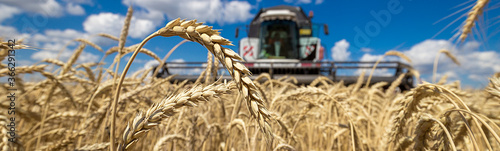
[{"left": 1, "top": 0, "right": 499, "bottom": 88}]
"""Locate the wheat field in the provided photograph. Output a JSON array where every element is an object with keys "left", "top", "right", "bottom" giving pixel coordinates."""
[{"left": 1, "top": 1, "right": 500, "bottom": 151}]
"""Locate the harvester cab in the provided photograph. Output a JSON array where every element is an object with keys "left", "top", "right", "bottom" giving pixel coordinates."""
[
  {"left": 235, "top": 5, "right": 414, "bottom": 90},
  {"left": 238, "top": 5, "right": 326, "bottom": 62},
  {"left": 237, "top": 5, "right": 326, "bottom": 71}
]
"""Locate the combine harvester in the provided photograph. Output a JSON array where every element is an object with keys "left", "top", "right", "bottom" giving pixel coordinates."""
[{"left": 154, "top": 5, "right": 415, "bottom": 90}]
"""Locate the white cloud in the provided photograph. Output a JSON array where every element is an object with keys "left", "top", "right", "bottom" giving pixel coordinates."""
[
  {"left": 28, "top": 29, "right": 100, "bottom": 63},
  {"left": 356, "top": 53, "right": 401, "bottom": 76},
  {"left": 31, "top": 47, "right": 99, "bottom": 63},
  {"left": 468, "top": 74, "right": 485, "bottom": 82},
  {"left": 435, "top": 71, "right": 460, "bottom": 83},
  {"left": 331, "top": 39, "right": 350, "bottom": 61},
  {"left": 0, "top": 25, "right": 21, "bottom": 39},
  {"left": 123, "top": 0, "right": 253, "bottom": 24},
  {"left": 83, "top": 12, "right": 157, "bottom": 39},
  {"left": 1, "top": 0, "right": 93, "bottom": 20},
  {"left": 66, "top": 3, "right": 85, "bottom": 15},
  {"left": 315, "top": 0, "right": 324, "bottom": 4},
  {"left": 167, "top": 59, "right": 204, "bottom": 75},
  {"left": 144, "top": 59, "right": 160, "bottom": 69},
  {"left": 359, "top": 53, "right": 402, "bottom": 62},
  {"left": 359, "top": 39, "right": 500, "bottom": 86},
  {"left": 2, "top": 0, "right": 64, "bottom": 17},
  {"left": 221, "top": 1, "right": 254, "bottom": 23},
  {"left": 31, "top": 29, "right": 89, "bottom": 49},
  {"left": 62, "top": 0, "right": 93, "bottom": 5},
  {"left": 0, "top": 4, "right": 21, "bottom": 23},
  {"left": 0, "top": 26, "right": 98, "bottom": 65}
]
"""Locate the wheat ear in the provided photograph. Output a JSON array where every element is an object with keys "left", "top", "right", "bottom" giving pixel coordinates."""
[
  {"left": 413, "top": 115, "right": 435, "bottom": 151},
  {"left": 460, "top": 0, "right": 490, "bottom": 41},
  {"left": 110, "top": 18, "right": 273, "bottom": 150},
  {"left": 272, "top": 143, "right": 295, "bottom": 151},
  {"left": 75, "top": 38, "right": 103, "bottom": 52}
]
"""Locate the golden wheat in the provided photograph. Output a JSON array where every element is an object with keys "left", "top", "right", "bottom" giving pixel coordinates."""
[{"left": 2, "top": 10, "right": 500, "bottom": 151}]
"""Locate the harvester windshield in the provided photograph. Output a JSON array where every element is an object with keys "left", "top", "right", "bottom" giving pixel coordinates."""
[{"left": 259, "top": 20, "right": 298, "bottom": 59}]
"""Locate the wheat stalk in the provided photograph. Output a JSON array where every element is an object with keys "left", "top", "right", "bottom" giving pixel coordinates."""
[
  {"left": 39, "top": 131, "right": 87, "bottom": 151},
  {"left": 412, "top": 114, "right": 436, "bottom": 150},
  {"left": 41, "top": 58, "right": 65, "bottom": 67},
  {"left": 432, "top": 49, "right": 460, "bottom": 83},
  {"left": 75, "top": 38, "right": 103, "bottom": 52},
  {"left": 76, "top": 142, "right": 110, "bottom": 151},
  {"left": 109, "top": 6, "right": 134, "bottom": 149},
  {"left": 205, "top": 52, "right": 214, "bottom": 84},
  {"left": 98, "top": 33, "right": 119, "bottom": 41}
]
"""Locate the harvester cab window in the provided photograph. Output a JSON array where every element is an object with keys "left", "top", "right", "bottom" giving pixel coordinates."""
[{"left": 259, "top": 20, "right": 298, "bottom": 59}]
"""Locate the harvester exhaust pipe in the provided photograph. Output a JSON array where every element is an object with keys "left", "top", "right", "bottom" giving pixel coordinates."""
[
  {"left": 235, "top": 27, "right": 239, "bottom": 38},
  {"left": 324, "top": 24, "right": 329, "bottom": 35}
]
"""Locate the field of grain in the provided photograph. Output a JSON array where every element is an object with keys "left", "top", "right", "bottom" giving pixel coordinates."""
[{"left": 1, "top": 1, "right": 500, "bottom": 151}]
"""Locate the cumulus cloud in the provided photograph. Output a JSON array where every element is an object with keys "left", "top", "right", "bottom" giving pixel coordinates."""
[
  {"left": 29, "top": 29, "right": 100, "bottom": 63},
  {"left": 361, "top": 47, "right": 373, "bottom": 53},
  {"left": 331, "top": 39, "right": 351, "bottom": 61},
  {"left": 123, "top": 0, "right": 253, "bottom": 24},
  {"left": 62, "top": 0, "right": 93, "bottom": 5},
  {"left": 0, "top": 25, "right": 24, "bottom": 39},
  {"left": 83, "top": 12, "right": 157, "bottom": 39},
  {"left": 2, "top": 0, "right": 64, "bottom": 17},
  {"left": 359, "top": 53, "right": 403, "bottom": 62},
  {"left": 1, "top": 0, "right": 93, "bottom": 20},
  {"left": 66, "top": 3, "right": 85, "bottom": 15},
  {"left": 357, "top": 53, "right": 401, "bottom": 76},
  {"left": 144, "top": 59, "right": 160, "bottom": 69},
  {"left": 359, "top": 39, "right": 500, "bottom": 86},
  {"left": 0, "top": 4, "right": 21, "bottom": 23}
]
